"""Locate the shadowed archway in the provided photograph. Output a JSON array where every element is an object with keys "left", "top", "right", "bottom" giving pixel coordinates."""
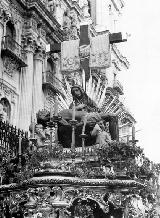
[{"left": 68, "top": 197, "right": 108, "bottom": 218}]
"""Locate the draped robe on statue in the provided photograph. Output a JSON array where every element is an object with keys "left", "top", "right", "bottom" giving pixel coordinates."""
[
  {"left": 37, "top": 85, "right": 119, "bottom": 148},
  {"left": 58, "top": 85, "right": 119, "bottom": 147}
]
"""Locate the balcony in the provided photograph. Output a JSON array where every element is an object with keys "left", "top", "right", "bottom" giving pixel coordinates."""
[
  {"left": 113, "top": 79, "right": 124, "bottom": 95},
  {"left": 42, "top": 71, "right": 65, "bottom": 96},
  {"left": 1, "top": 36, "right": 27, "bottom": 68}
]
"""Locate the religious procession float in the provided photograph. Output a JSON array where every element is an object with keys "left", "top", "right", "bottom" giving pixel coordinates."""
[
  {"left": 0, "top": 83, "right": 160, "bottom": 218},
  {"left": 0, "top": 0, "right": 160, "bottom": 216}
]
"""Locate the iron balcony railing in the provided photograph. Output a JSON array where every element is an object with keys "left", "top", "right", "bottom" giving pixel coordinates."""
[
  {"left": 1, "top": 35, "right": 27, "bottom": 67},
  {"left": 42, "top": 71, "right": 65, "bottom": 95},
  {"left": 0, "top": 121, "right": 29, "bottom": 157},
  {"left": 113, "top": 79, "right": 124, "bottom": 95}
]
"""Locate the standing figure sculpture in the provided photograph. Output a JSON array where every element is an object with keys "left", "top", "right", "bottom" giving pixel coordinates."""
[
  {"left": 29, "top": 123, "right": 50, "bottom": 150},
  {"left": 91, "top": 120, "right": 112, "bottom": 148}
]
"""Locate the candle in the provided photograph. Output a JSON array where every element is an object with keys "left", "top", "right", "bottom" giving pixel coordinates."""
[
  {"left": 0, "top": 170, "right": 2, "bottom": 185},
  {"left": 127, "top": 135, "right": 129, "bottom": 144},
  {"left": 82, "top": 116, "right": 87, "bottom": 134},
  {"left": 32, "top": 119, "right": 35, "bottom": 138},
  {"left": 54, "top": 96, "right": 58, "bottom": 116},
  {"left": 19, "top": 135, "right": 22, "bottom": 155},
  {"left": 72, "top": 101, "right": 75, "bottom": 120},
  {"left": 132, "top": 126, "right": 135, "bottom": 141}
]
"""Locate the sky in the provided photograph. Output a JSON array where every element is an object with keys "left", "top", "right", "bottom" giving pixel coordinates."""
[{"left": 119, "top": 0, "right": 160, "bottom": 163}]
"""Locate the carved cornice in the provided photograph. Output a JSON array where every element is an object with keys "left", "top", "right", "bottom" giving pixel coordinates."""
[
  {"left": 22, "top": 176, "right": 144, "bottom": 189},
  {"left": 5, "top": 0, "right": 64, "bottom": 43},
  {"left": 0, "top": 0, "right": 26, "bottom": 26},
  {"left": 25, "top": 0, "right": 64, "bottom": 42},
  {"left": 111, "top": 44, "right": 130, "bottom": 70},
  {"left": 0, "top": 176, "right": 144, "bottom": 192},
  {"left": 117, "top": 105, "right": 136, "bottom": 124},
  {"left": 63, "top": 0, "right": 84, "bottom": 18}
]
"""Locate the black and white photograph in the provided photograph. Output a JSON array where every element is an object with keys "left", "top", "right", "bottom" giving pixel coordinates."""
[{"left": 0, "top": 0, "right": 160, "bottom": 217}]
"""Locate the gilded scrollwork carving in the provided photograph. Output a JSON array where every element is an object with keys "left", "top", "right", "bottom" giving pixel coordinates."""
[
  {"left": 124, "top": 194, "right": 145, "bottom": 218},
  {"left": 22, "top": 32, "right": 46, "bottom": 60},
  {"left": 34, "top": 44, "right": 45, "bottom": 61},
  {"left": 17, "top": 186, "right": 69, "bottom": 217},
  {"left": 63, "top": 187, "right": 109, "bottom": 213},
  {"left": 21, "top": 34, "right": 36, "bottom": 53},
  {"left": 107, "top": 192, "right": 125, "bottom": 208},
  {"left": 3, "top": 56, "right": 19, "bottom": 77}
]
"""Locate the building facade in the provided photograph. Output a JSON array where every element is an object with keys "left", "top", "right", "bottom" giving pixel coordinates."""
[
  {"left": 0, "top": 1, "right": 160, "bottom": 218},
  {"left": 0, "top": 0, "right": 134, "bottom": 138}
]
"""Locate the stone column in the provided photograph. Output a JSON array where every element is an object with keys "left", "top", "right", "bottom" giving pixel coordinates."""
[
  {"left": 0, "top": 8, "right": 4, "bottom": 78},
  {"left": 18, "top": 36, "right": 34, "bottom": 130},
  {"left": 33, "top": 46, "right": 44, "bottom": 118}
]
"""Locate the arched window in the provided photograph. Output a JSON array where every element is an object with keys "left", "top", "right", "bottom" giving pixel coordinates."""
[
  {"left": 0, "top": 98, "right": 11, "bottom": 122},
  {"left": 6, "top": 21, "right": 16, "bottom": 39},
  {"left": 47, "top": 58, "right": 55, "bottom": 74}
]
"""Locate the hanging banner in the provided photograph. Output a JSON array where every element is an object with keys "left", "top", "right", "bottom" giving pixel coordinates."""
[
  {"left": 61, "top": 39, "right": 80, "bottom": 72},
  {"left": 90, "top": 33, "right": 111, "bottom": 69}
]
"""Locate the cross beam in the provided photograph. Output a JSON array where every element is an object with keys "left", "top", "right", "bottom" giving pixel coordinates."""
[
  {"left": 50, "top": 32, "right": 126, "bottom": 53},
  {"left": 49, "top": 25, "right": 127, "bottom": 82}
]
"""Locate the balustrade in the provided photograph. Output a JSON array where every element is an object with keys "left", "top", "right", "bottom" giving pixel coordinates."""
[
  {"left": 42, "top": 71, "right": 65, "bottom": 95},
  {"left": 1, "top": 35, "right": 27, "bottom": 67}
]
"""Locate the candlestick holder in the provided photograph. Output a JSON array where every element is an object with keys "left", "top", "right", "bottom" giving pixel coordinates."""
[
  {"left": 18, "top": 154, "right": 22, "bottom": 173},
  {"left": 47, "top": 115, "right": 62, "bottom": 149},
  {"left": 47, "top": 115, "right": 62, "bottom": 128},
  {"left": 129, "top": 139, "right": 139, "bottom": 146},
  {"left": 18, "top": 134, "right": 22, "bottom": 171},
  {"left": 69, "top": 119, "right": 78, "bottom": 162},
  {"left": 29, "top": 137, "right": 37, "bottom": 144},
  {"left": 79, "top": 133, "right": 87, "bottom": 162},
  {"left": 29, "top": 120, "right": 37, "bottom": 147},
  {"left": 69, "top": 119, "right": 78, "bottom": 126}
]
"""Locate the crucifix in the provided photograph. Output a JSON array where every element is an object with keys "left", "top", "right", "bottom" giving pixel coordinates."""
[
  {"left": 49, "top": 25, "right": 126, "bottom": 81},
  {"left": 48, "top": 25, "right": 126, "bottom": 158}
]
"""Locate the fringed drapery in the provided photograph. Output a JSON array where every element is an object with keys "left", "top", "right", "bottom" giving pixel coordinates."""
[
  {"left": 61, "top": 39, "right": 80, "bottom": 72},
  {"left": 89, "top": 34, "right": 111, "bottom": 69}
]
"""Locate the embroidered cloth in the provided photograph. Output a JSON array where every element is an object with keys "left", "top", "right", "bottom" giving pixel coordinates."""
[
  {"left": 61, "top": 39, "right": 80, "bottom": 72},
  {"left": 89, "top": 34, "right": 111, "bottom": 69}
]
